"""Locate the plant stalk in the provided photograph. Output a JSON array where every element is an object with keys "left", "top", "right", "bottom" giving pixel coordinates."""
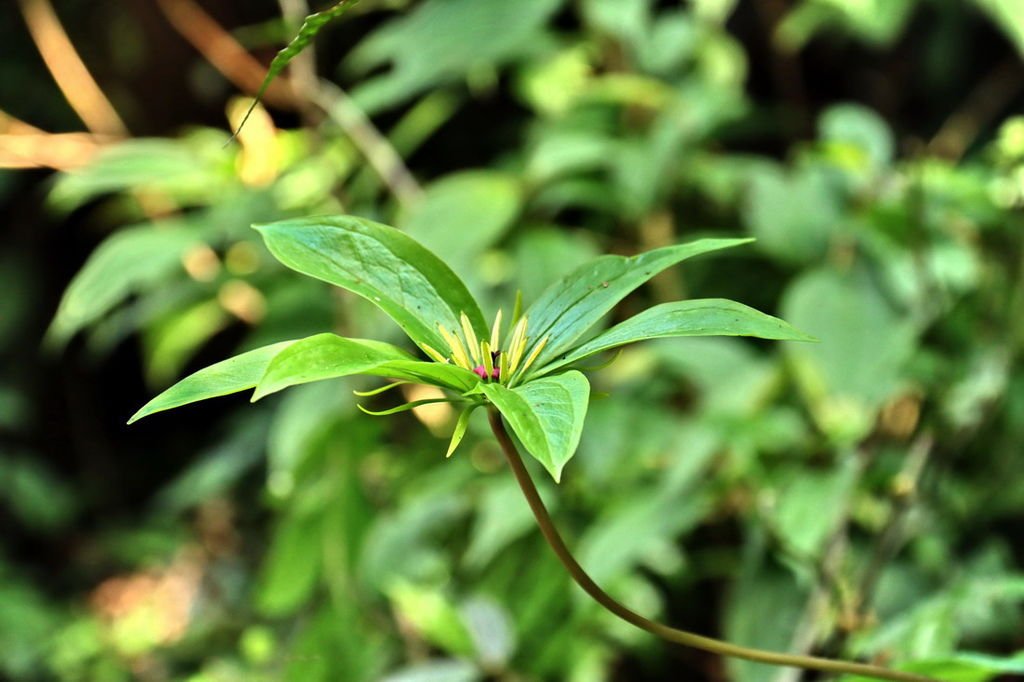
[{"left": 487, "top": 409, "right": 938, "bottom": 682}]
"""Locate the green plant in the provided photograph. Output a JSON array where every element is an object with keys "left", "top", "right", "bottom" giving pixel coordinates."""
[{"left": 129, "top": 215, "right": 938, "bottom": 682}]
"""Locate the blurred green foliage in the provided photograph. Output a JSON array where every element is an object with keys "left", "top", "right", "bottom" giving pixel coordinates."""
[{"left": 4, "top": 0, "right": 1024, "bottom": 680}]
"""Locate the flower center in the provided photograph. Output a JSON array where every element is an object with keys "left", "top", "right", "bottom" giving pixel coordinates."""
[{"left": 421, "top": 309, "right": 548, "bottom": 385}]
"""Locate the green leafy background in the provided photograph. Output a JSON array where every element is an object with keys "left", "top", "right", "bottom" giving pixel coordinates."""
[{"left": 2, "top": 0, "right": 1024, "bottom": 680}]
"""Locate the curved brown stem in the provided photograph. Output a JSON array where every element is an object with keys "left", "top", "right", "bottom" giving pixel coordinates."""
[{"left": 487, "top": 409, "right": 938, "bottom": 682}]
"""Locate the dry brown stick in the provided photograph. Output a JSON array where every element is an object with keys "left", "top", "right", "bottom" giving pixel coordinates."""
[
  {"left": 155, "top": 0, "right": 298, "bottom": 109},
  {"left": 0, "top": 131, "right": 110, "bottom": 169},
  {"left": 18, "top": 0, "right": 128, "bottom": 136}
]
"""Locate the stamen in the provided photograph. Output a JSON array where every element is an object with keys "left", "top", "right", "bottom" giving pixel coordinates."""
[
  {"left": 511, "top": 289, "right": 523, "bottom": 327},
  {"left": 507, "top": 316, "right": 528, "bottom": 373},
  {"left": 518, "top": 335, "right": 548, "bottom": 376},
  {"left": 420, "top": 343, "right": 450, "bottom": 364},
  {"left": 438, "top": 324, "right": 472, "bottom": 370},
  {"left": 460, "top": 313, "right": 481, "bottom": 365},
  {"left": 489, "top": 309, "right": 503, "bottom": 349},
  {"left": 481, "top": 340, "right": 494, "bottom": 377}
]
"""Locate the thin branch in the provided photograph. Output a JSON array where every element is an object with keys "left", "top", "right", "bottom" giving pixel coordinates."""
[
  {"left": 155, "top": 0, "right": 298, "bottom": 109},
  {"left": 771, "top": 447, "right": 873, "bottom": 682},
  {"left": 487, "top": 410, "right": 939, "bottom": 682},
  {"left": 157, "top": 0, "right": 422, "bottom": 206},
  {"left": 0, "top": 131, "right": 110, "bottom": 169},
  {"left": 0, "top": 107, "right": 112, "bottom": 169},
  {"left": 856, "top": 433, "right": 934, "bottom": 611},
  {"left": 928, "top": 58, "right": 1024, "bottom": 161},
  {"left": 18, "top": 0, "right": 128, "bottom": 136},
  {"left": 314, "top": 80, "right": 423, "bottom": 206}
]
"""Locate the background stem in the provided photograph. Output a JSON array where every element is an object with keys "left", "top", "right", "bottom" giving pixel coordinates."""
[{"left": 487, "top": 409, "right": 938, "bottom": 682}]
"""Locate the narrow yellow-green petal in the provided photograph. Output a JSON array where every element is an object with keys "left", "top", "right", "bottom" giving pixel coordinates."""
[
  {"left": 489, "top": 309, "right": 503, "bottom": 349},
  {"left": 460, "top": 312, "right": 481, "bottom": 365},
  {"left": 507, "top": 316, "right": 528, "bottom": 373},
  {"left": 498, "top": 351, "right": 509, "bottom": 383},
  {"left": 482, "top": 341, "right": 494, "bottom": 376},
  {"left": 438, "top": 324, "right": 472, "bottom": 369},
  {"left": 518, "top": 335, "right": 548, "bottom": 376},
  {"left": 446, "top": 405, "right": 478, "bottom": 458},
  {"left": 511, "top": 289, "right": 523, "bottom": 327},
  {"left": 420, "top": 343, "right": 450, "bottom": 364}
]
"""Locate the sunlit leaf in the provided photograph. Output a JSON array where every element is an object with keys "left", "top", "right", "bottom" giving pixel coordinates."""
[
  {"left": 521, "top": 238, "right": 753, "bottom": 369},
  {"left": 128, "top": 340, "right": 296, "bottom": 423},
  {"left": 255, "top": 215, "right": 488, "bottom": 352},
  {"left": 253, "top": 333, "right": 478, "bottom": 400},
  {"left": 534, "top": 299, "right": 813, "bottom": 377}
]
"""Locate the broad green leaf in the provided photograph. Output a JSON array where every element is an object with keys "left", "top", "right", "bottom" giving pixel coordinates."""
[
  {"left": 819, "top": 103, "right": 894, "bottom": 168},
  {"left": 253, "top": 333, "right": 479, "bottom": 400},
  {"left": 234, "top": 0, "right": 360, "bottom": 136},
  {"left": 128, "top": 341, "right": 296, "bottom": 423},
  {"left": 48, "top": 224, "right": 199, "bottom": 347},
  {"left": 842, "top": 651, "right": 1024, "bottom": 682},
  {"left": 142, "top": 299, "right": 230, "bottom": 387},
  {"left": 725, "top": 559, "right": 808, "bottom": 682},
  {"left": 48, "top": 139, "right": 228, "bottom": 212},
  {"left": 521, "top": 238, "right": 753, "bottom": 368},
  {"left": 255, "top": 215, "right": 488, "bottom": 352},
  {"left": 481, "top": 371, "right": 590, "bottom": 482},
  {"left": 534, "top": 299, "right": 813, "bottom": 377}
]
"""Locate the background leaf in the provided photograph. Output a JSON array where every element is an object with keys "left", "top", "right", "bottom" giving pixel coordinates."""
[{"left": 48, "top": 224, "right": 198, "bottom": 347}]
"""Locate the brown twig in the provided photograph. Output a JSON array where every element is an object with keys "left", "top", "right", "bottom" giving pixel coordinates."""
[
  {"left": 155, "top": 0, "right": 298, "bottom": 109},
  {"left": 856, "top": 433, "right": 934, "bottom": 611},
  {"left": 18, "top": 0, "right": 128, "bottom": 136},
  {"left": 277, "top": 0, "right": 321, "bottom": 114},
  {"left": 157, "top": 0, "right": 422, "bottom": 206},
  {"left": 0, "top": 131, "right": 110, "bottom": 170}
]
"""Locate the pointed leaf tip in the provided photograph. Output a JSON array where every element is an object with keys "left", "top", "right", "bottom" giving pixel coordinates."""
[{"left": 126, "top": 340, "right": 297, "bottom": 424}]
